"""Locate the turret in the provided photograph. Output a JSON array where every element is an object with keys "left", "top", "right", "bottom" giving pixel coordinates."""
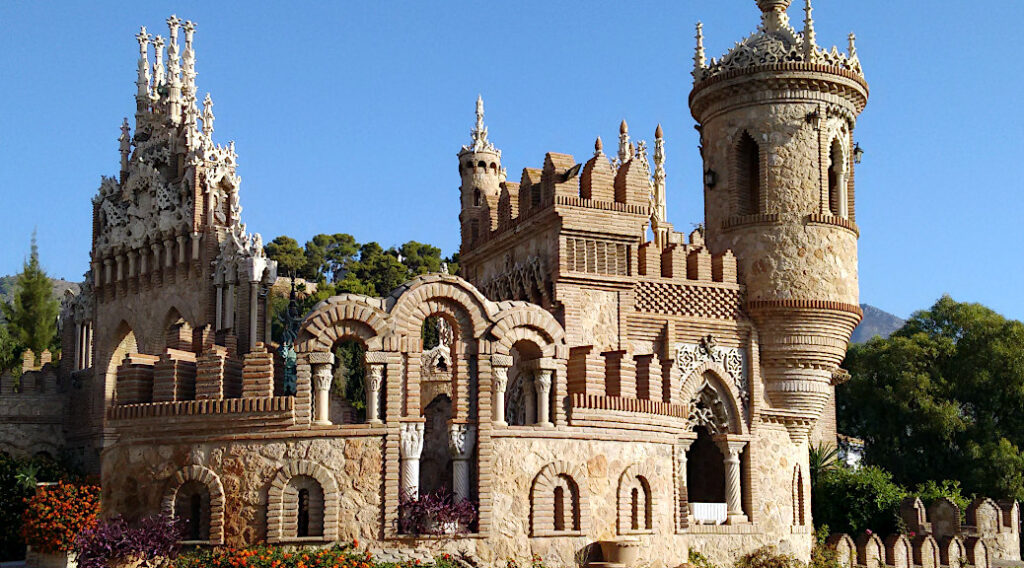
[
  {"left": 690, "top": 0, "right": 867, "bottom": 439},
  {"left": 458, "top": 95, "right": 504, "bottom": 252}
]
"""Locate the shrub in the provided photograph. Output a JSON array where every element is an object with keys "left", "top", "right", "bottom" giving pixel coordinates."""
[
  {"left": 735, "top": 546, "right": 802, "bottom": 568},
  {"left": 20, "top": 481, "right": 100, "bottom": 554},
  {"left": 74, "top": 515, "right": 184, "bottom": 568},
  {"left": 812, "top": 465, "right": 907, "bottom": 536},
  {"left": 913, "top": 479, "right": 970, "bottom": 511},
  {"left": 0, "top": 452, "right": 75, "bottom": 561},
  {"left": 397, "top": 488, "right": 476, "bottom": 536},
  {"left": 809, "top": 545, "right": 845, "bottom": 568},
  {"left": 171, "top": 544, "right": 388, "bottom": 568},
  {"left": 689, "top": 550, "right": 719, "bottom": 568}
]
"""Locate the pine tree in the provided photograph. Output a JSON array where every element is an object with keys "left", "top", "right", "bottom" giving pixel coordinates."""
[{"left": 2, "top": 234, "right": 59, "bottom": 355}]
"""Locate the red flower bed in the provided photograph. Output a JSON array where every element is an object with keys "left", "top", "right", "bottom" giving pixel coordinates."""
[{"left": 20, "top": 481, "right": 101, "bottom": 554}]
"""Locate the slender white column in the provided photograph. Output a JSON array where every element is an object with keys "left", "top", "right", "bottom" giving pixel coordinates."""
[
  {"left": 249, "top": 282, "right": 259, "bottom": 350},
  {"left": 308, "top": 352, "right": 335, "bottom": 425},
  {"left": 225, "top": 281, "right": 235, "bottom": 330},
  {"left": 535, "top": 369, "right": 553, "bottom": 427},
  {"left": 214, "top": 284, "right": 223, "bottom": 330},
  {"left": 448, "top": 423, "right": 477, "bottom": 502},
  {"left": 74, "top": 323, "right": 83, "bottom": 369},
  {"left": 717, "top": 439, "right": 749, "bottom": 524},
  {"left": 491, "top": 354, "right": 512, "bottom": 426},
  {"left": 365, "top": 363, "right": 384, "bottom": 424},
  {"left": 677, "top": 438, "right": 695, "bottom": 528},
  {"left": 400, "top": 422, "right": 425, "bottom": 498}
]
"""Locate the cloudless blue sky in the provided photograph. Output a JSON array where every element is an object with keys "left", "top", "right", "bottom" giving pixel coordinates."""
[{"left": 2, "top": 2, "right": 1023, "bottom": 321}]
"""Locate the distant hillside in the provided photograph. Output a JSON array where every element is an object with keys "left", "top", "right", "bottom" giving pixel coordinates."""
[
  {"left": 0, "top": 275, "right": 81, "bottom": 321},
  {"left": 851, "top": 304, "right": 905, "bottom": 343}
]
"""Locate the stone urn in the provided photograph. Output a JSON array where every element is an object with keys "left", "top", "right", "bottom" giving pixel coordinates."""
[{"left": 597, "top": 539, "right": 642, "bottom": 567}]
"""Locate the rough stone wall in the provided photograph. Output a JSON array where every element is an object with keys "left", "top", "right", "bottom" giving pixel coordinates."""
[
  {"left": 0, "top": 368, "right": 65, "bottom": 459},
  {"left": 102, "top": 435, "right": 383, "bottom": 546}
]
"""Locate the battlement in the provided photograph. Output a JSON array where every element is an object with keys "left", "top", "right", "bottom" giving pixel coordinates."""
[{"left": 827, "top": 497, "right": 1021, "bottom": 568}]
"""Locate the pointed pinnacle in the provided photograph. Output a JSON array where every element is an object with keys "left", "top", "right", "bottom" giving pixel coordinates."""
[
  {"left": 620, "top": 119, "right": 628, "bottom": 134},
  {"left": 655, "top": 124, "right": 663, "bottom": 139},
  {"left": 595, "top": 136, "right": 603, "bottom": 153}
]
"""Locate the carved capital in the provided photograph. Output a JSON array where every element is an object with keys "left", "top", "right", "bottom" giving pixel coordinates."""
[
  {"left": 493, "top": 366, "right": 509, "bottom": 393},
  {"left": 448, "top": 423, "right": 476, "bottom": 459},
  {"left": 534, "top": 369, "right": 552, "bottom": 394},
  {"left": 715, "top": 439, "right": 747, "bottom": 461},
  {"left": 365, "top": 364, "right": 384, "bottom": 392},
  {"left": 400, "top": 422, "right": 425, "bottom": 459},
  {"left": 312, "top": 363, "right": 333, "bottom": 391}
]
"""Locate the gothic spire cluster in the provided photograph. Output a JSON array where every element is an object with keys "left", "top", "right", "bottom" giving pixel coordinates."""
[
  {"left": 462, "top": 94, "right": 499, "bottom": 155},
  {"left": 693, "top": 0, "right": 863, "bottom": 82}
]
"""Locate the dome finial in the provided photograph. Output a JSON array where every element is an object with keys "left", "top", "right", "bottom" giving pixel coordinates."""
[
  {"left": 594, "top": 136, "right": 603, "bottom": 155},
  {"left": 756, "top": 0, "right": 791, "bottom": 31}
]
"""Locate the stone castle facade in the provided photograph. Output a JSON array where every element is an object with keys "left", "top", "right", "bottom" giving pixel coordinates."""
[{"left": 2, "top": 1, "right": 1019, "bottom": 567}]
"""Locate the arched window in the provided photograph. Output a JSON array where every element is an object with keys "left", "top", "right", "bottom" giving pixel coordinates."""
[
  {"left": 687, "top": 427, "right": 726, "bottom": 503},
  {"left": 285, "top": 475, "right": 325, "bottom": 538},
  {"left": 174, "top": 481, "right": 210, "bottom": 541},
  {"left": 631, "top": 487, "right": 640, "bottom": 530},
  {"left": 793, "top": 466, "right": 806, "bottom": 526},
  {"left": 617, "top": 466, "right": 654, "bottom": 534},
  {"left": 297, "top": 488, "right": 310, "bottom": 537},
  {"left": 478, "top": 160, "right": 486, "bottom": 168},
  {"left": 553, "top": 486, "right": 566, "bottom": 531},
  {"left": 490, "top": 162, "right": 498, "bottom": 174},
  {"left": 828, "top": 138, "right": 848, "bottom": 218},
  {"left": 472, "top": 187, "right": 481, "bottom": 207},
  {"left": 735, "top": 132, "right": 760, "bottom": 216}
]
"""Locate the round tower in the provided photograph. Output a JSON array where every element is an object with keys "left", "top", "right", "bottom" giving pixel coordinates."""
[
  {"left": 458, "top": 95, "right": 504, "bottom": 253},
  {"left": 690, "top": 0, "right": 867, "bottom": 434}
]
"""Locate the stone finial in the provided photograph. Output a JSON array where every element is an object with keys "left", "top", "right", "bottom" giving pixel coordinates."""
[
  {"left": 165, "top": 15, "right": 183, "bottom": 122},
  {"left": 119, "top": 118, "right": 131, "bottom": 172},
  {"left": 652, "top": 125, "right": 667, "bottom": 229},
  {"left": 694, "top": 22, "right": 706, "bottom": 79},
  {"left": 135, "top": 27, "right": 152, "bottom": 99},
  {"left": 803, "top": 0, "right": 816, "bottom": 59},
  {"left": 152, "top": 35, "right": 166, "bottom": 91},
  {"left": 594, "top": 136, "right": 603, "bottom": 156},
  {"left": 619, "top": 119, "right": 628, "bottom": 134},
  {"left": 757, "top": 0, "right": 792, "bottom": 32},
  {"left": 848, "top": 32, "right": 858, "bottom": 58},
  {"left": 202, "top": 93, "right": 214, "bottom": 137},
  {"left": 462, "top": 94, "right": 497, "bottom": 154},
  {"left": 181, "top": 21, "right": 197, "bottom": 105},
  {"left": 617, "top": 120, "right": 631, "bottom": 165}
]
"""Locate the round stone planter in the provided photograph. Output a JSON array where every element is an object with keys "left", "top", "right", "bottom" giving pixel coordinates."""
[{"left": 597, "top": 539, "right": 642, "bottom": 567}]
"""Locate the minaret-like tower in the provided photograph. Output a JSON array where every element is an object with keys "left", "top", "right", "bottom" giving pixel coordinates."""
[
  {"left": 691, "top": 0, "right": 867, "bottom": 439},
  {"left": 458, "top": 95, "right": 504, "bottom": 253}
]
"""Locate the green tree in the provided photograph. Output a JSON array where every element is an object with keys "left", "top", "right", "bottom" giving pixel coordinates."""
[
  {"left": 812, "top": 465, "right": 907, "bottom": 536},
  {"left": 1, "top": 236, "right": 58, "bottom": 355},
  {"left": 399, "top": 241, "right": 442, "bottom": 276},
  {"left": 0, "top": 324, "right": 18, "bottom": 374},
  {"left": 839, "top": 295, "right": 1024, "bottom": 501},
  {"left": 263, "top": 236, "right": 306, "bottom": 277},
  {"left": 304, "top": 233, "right": 358, "bottom": 283}
]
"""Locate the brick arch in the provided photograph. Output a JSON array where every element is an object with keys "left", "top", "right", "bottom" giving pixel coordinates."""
[
  {"left": 389, "top": 276, "right": 494, "bottom": 341},
  {"left": 161, "top": 464, "right": 225, "bottom": 545},
  {"left": 296, "top": 297, "right": 388, "bottom": 353},
  {"left": 530, "top": 460, "right": 590, "bottom": 537},
  {"left": 939, "top": 536, "right": 966, "bottom": 568},
  {"left": 490, "top": 305, "right": 566, "bottom": 357},
  {"left": 267, "top": 460, "right": 340, "bottom": 542},
  {"left": 966, "top": 537, "right": 989, "bottom": 568},
  {"left": 911, "top": 535, "right": 940, "bottom": 568},
  {"left": 617, "top": 462, "right": 657, "bottom": 535},
  {"left": 856, "top": 532, "right": 884, "bottom": 568},
  {"left": 680, "top": 362, "right": 746, "bottom": 435}
]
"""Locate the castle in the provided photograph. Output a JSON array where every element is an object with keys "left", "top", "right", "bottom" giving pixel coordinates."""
[{"left": 2, "top": 2, "right": 1019, "bottom": 567}]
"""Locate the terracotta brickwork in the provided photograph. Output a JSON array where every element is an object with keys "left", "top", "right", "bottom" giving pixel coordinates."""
[{"left": 7, "top": 3, "right": 1021, "bottom": 568}]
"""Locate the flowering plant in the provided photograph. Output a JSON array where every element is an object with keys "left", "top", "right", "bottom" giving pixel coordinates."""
[
  {"left": 172, "top": 543, "right": 390, "bottom": 568},
  {"left": 398, "top": 488, "right": 476, "bottom": 536},
  {"left": 20, "top": 481, "right": 101, "bottom": 554},
  {"left": 74, "top": 514, "right": 185, "bottom": 568}
]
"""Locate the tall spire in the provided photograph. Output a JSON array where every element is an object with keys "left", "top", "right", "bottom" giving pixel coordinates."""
[
  {"left": 134, "top": 27, "right": 152, "bottom": 101},
  {"left": 803, "top": 0, "right": 816, "bottom": 60},
  {"left": 181, "top": 21, "right": 198, "bottom": 131},
  {"left": 652, "top": 125, "right": 667, "bottom": 246},
  {"left": 202, "top": 93, "right": 215, "bottom": 138},
  {"left": 694, "top": 22, "right": 706, "bottom": 79},
  {"left": 617, "top": 119, "right": 630, "bottom": 164},
  {"left": 166, "top": 15, "right": 182, "bottom": 123},
  {"left": 119, "top": 118, "right": 131, "bottom": 178},
  {"left": 848, "top": 32, "right": 857, "bottom": 58},
  {"left": 152, "top": 35, "right": 165, "bottom": 94},
  {"left": 463, "top": 95, "right": 496, "bottom": 154},
  {"left": 757, "top": 0, "right": 792, "bottom": 32}
]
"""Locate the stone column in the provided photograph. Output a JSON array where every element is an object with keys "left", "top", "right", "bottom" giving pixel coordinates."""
[
  {"left": 308, "top": 352, "right": 335, "bottom": 425},
  {"left": 400, "top": 422, "right": 425, "bottom": 498},
  {"left": 535, "top": 369, "right": 553, "bottom": 427},
  {"left": 225, "top": 280, "right": 235, "bottom": 330},
  {"left": 716, "top": 439, "right": 748, "bottom": 524},
  {"left": 74, "top": 322, "right": 83, "bottom": 370},
  {"left": 214, "top": 283, "right": 223, "bottom": 330},
  {"left": 150, "top": 242, "right": 162, "bottom": 286},
  {"left": 249, "top": 281, "right": 259, "bottom": 350},
  {"left": 176, "top": 234, "right": 187, "bottom": 265},
  {"left": 448, "top": 423, "right": 477, "bottom": 502},
  {"left": 365, "top": 362, "right": 384, "bottom": 424},
  {"left": 491, "top": 354, "right": 513, "bottom": 426},
  {"left": 677, "top": 438, "right": 695, "bottom": 529}
]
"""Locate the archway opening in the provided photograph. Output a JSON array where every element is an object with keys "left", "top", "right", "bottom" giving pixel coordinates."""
[
  {"left": 828, "top": 138, "right": 848, "bottom": 218},
  {"left": 331, "top": 336, "right": 367, "bottom": 424},
  {"left": 506, "top": 340, "right": 542, "bottom": 425},
  {"left": 687, "top": 427, "right": 725, "bottom": 503},
  {"left": 419, "top": 394, "right": 453, "bottom": 497},
  {"left": 174, "top": 480, "right": 210, "bottom": 541},
  {"left": 736, "top": 132, "right": 760, "bottom": 216}
]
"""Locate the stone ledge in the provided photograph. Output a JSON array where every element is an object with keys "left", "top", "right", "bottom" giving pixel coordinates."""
[
  {"left": 108, "top": 396, "right": 294, "bottom": 420},
  {"left": 721, "top": 213, "right": 781, "bottom": 231},
  {"left": 805, "top": 213, "right": 860, "bottom": 236}
]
